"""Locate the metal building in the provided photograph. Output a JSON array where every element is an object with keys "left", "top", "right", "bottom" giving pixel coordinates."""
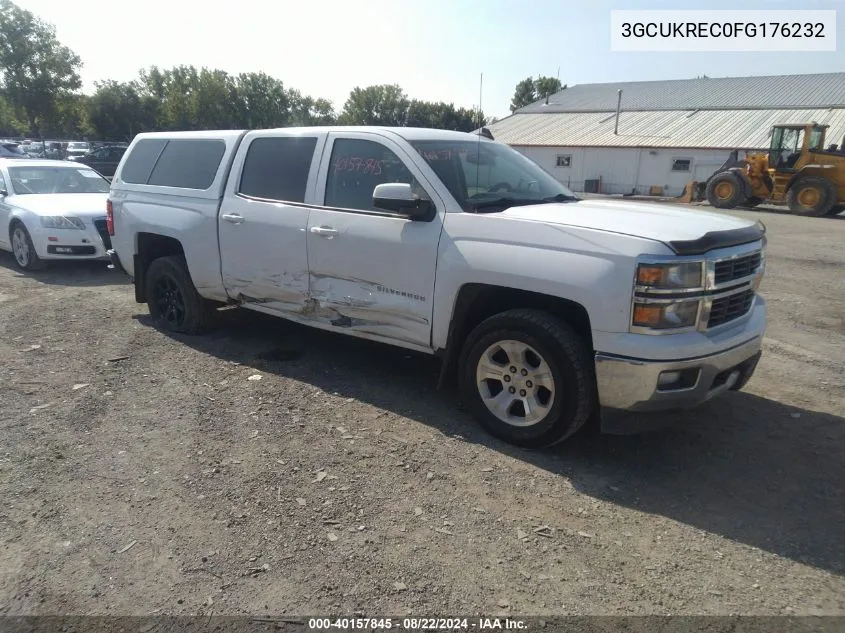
[{"left": 487, "top": 72, "right": 845, "bottom": 196}]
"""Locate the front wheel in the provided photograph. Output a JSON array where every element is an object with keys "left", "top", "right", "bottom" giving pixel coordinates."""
[
  {"left": 10, "top": 222, "right": 46, "bottom": 271},
  {"left": 458, "top": 309, "right": 596, "bottom": 449},
  {"left": 787, "top": 176, "right": 836, "bottom": 217},
  {"left": 706, "top": 172, "right": 747, "bottom": 209},
  {"left": 144, "top": 255, "right": 214, "bottom": 334}
]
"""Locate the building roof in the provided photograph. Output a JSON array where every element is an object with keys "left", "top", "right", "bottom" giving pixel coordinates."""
[
  {"left": 487, "top": 108, "right": 845, "bottom": 150},
  {"left": 516, "top": 72, "right": 845, "bottom": 114}
]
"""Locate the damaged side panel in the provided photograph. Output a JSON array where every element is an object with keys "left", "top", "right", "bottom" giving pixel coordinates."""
[{"left": 308, "top": 271, "right": 433, "bottom": 346}]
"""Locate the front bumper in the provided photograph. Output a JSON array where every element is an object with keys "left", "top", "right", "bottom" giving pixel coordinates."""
[
  {"left": 31, "top": 220, "right": 110, "bottom": 261},
  {"left": 595, "top": 334, "right": 762, "bottom": 414}
]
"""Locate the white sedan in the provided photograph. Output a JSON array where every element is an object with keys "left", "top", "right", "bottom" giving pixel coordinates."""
[{"left": 0, "top": 159, "right": 112, "bottom": 271}]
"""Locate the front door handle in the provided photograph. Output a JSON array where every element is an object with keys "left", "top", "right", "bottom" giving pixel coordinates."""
[
  {"left": 310, "top": 226, "right": 338, "bottom": 238},
  {"left": 222, "top": 213, "right": 244, "bottom": 224}
]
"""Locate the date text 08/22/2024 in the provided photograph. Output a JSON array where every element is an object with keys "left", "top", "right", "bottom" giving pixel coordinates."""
[{"left": 307, "top": 617, "right": 529, "bottom": 630}]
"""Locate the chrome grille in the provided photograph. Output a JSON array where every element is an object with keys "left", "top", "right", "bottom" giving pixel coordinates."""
[
  {"left": 714, "top": 252, "right": 762, "bottom": 285},
  {"left": 708, "top": 289, "right": 755, "bottom": 328}
]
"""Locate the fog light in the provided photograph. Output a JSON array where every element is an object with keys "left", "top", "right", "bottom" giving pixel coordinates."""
[
  {"left": 657, "top": 368, "right": 700, "bottom": 391},
  {"left": 658, "top": 371, "right": 681, "bottom": 387}
]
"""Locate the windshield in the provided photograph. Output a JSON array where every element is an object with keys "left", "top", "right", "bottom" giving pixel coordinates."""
[
  {"left": 2, "top": 143, "right": 26, "bottom": 155},
  {"left": 8, "top": 166, "right": 110, "bottom": 195},
  {"left": 410, "top": 139, "right": 579, "bottom": 212}
]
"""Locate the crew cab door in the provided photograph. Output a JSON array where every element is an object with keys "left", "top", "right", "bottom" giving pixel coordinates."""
[
  {"left": 218, "top": 131, "right": 325, "bottom": 314},
  {"left": 306, "top": 132, "right": 446, "bottom": 349}
]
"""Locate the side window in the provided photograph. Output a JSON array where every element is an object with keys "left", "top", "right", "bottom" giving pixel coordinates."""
[
  {"left": 238, "top": 136, "right": 317, "bottom": 203},
  {"left": 92, "top": 148, "right": 108, "bottom": 160},
  {"left": 148, "top": 139, "right": 226, "bottom": 190},
  {"left": 325, "top": 138, "right": 422, "bottom": 212},
  {"left": 120, "top": 139, "right": 167, "bottom": 184}
]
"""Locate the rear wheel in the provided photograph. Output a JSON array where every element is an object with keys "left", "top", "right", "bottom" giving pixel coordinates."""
[
  {"left": 10, "top": 222, "right": 46, "bottom": 271},
  {"left": 787, "top": 177, "right": 836, "bottom": 217},
  {"left": 706, "top": 172, "right": 747, "bottom": 209},
  {"left": 458, "top": 309, "right": 595, "bottom": 449},
  {"left": 144, "top": 255, "right": 214, "bottom": 334}
]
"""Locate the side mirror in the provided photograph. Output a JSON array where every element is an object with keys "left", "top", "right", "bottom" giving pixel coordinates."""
[{"left": 372, "top": 183, "right": 434, "bottom": 221}]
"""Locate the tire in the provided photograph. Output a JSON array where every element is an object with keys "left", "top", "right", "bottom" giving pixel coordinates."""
[
  {"left": 458, "top": 309, "right": 596, "bottom": 449},
  {"left": 826, "top": 204, "right": 844, "bottom": 217},
  {"left": 9, "top": 222, "right": 47, "bottom": 271},
  {"left": 706, "top": 172, "right": 747, "bottom": 209},
  {"left": 144, "top": 255, "right": 214, "bottom": 334},
  {"left": 787, "top": 176, "right": 836, "bottom": 217}
]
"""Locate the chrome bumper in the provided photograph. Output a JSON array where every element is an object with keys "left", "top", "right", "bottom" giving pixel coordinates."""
[{"left": 595, "top": 335, "right": 762, "bottom": 414}]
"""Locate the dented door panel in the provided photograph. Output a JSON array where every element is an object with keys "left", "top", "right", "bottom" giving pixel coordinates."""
[
  {"left": 218, "top": 198, "right": 312, "bottom": 313},
  {"left": 305, "top": 212, "right": 439, "bottom": 346},
  {"left": 307, "top": 132, "right": 445, "bottom": 348},
  {"left": 218, "top": 131, "right": 326, "bottom": 315}
]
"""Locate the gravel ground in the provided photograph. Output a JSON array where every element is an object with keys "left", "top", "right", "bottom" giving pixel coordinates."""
[{"left": 0, "top": 207, "right": 843, "bottom": 618}]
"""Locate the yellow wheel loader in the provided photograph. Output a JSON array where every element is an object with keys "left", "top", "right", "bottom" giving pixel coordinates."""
[{"left": 705, "top": 123, "right": 845, "bottom": 217}]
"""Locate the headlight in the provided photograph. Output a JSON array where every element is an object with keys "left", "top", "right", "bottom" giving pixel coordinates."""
[
  {"left": 636, "top": 262, "right": 703, "bottom": 290},
  {"left": 632, "top": 300, "right": 700, "bottom": 330},
  {"left": 40, "top": 216, "right": 85, "bottom": 229}
]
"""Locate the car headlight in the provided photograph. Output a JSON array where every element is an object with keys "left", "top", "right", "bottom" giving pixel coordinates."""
[
  {"left": 632, "top": 300, "right": 700, "bottom": 330},
  {"left": 636, "top": 261, "right": 703, "bottom": 290},
  {"left": 40, "top": 216, "right": 85, "bottom": 229}
]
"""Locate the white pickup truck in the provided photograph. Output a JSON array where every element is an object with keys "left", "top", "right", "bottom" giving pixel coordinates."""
[{"left": 107, "top": 126, "right": 766, "bottom": 448}]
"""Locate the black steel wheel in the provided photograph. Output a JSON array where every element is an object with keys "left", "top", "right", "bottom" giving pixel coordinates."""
[{"left": 144, "top": 255, "right": 213, "bottom": 334}]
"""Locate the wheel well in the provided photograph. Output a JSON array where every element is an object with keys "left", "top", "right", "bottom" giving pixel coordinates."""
[
  {"left": 134, "top": 233, "right": 184, "bottom": 303},
  {"left": 436, "top": 283, "right": 593, "bottom": 389},
  {"left": 8, "top": 217, "right": 23, "bottom": 236}
]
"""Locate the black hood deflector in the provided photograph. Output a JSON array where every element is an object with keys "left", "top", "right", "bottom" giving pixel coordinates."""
[{"left": 665, "top": 222, "right": 766, "bottom": 256}]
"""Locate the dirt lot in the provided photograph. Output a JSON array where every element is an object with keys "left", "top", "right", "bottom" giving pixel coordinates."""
[{"left": 1, "top": 207, "right": 844, "bottom": 618}]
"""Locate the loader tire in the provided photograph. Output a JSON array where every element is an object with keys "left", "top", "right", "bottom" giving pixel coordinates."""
[
  {"left": 706, "top": 172, "right": 747, "bottom": 209},
  {"left": 787, "top": 177, "right": 836, "bottom": 217}
]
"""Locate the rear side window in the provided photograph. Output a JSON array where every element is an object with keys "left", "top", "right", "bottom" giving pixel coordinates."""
[
  {"left": 238, "top": 136, "right": 317, "bottom": 203},
  {"left": 120, "top": 139, "right": 167, "bottom": 184},
  {"left": 147, "top": 139, "right": 226, "bottom": 190}
]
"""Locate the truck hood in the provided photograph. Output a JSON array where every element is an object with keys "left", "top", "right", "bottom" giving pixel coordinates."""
[
  {"left": 9, "top": 193, "right": 108, "bottom": 218},
  {"left": 501, "top": 198, "right": 765, "bottom": 255}
]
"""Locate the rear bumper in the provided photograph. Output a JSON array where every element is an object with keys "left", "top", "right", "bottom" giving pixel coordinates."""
[
  {"left": 106, "top": 248, "right": 127, "bottom": 274},
  {"left": 595, "top": 334, "right": 762, "bottom": 418}
]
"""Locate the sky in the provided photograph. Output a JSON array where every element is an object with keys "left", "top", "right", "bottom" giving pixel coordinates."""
[{"left": 14, "top": 0, "right": 845, "bottom": 120}]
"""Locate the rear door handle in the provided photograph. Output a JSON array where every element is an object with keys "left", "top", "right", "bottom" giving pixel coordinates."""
[
  {"left": 310, "top": 226, "right": 338, "bottom": 238},
  {"left": 222, "top": 213, "right": 244, "bottom": 224}
]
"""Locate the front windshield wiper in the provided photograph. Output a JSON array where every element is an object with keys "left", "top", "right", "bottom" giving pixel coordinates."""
[{"left": 469, "top": 193, "right": 581, "bottom": 213}]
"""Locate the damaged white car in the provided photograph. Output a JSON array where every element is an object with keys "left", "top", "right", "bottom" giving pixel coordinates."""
[{"left": 0, "top": 159, "right": 112, "bottom": 271}]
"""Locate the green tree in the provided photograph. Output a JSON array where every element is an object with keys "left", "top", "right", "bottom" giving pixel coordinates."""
[
  {"left": 510, "top": 75, "right": 565, "bottom": 112},
  {"left": 338, "top": 84, "right": 409, "bottom": 126},
  {"left": 0, "top": 93, "right": 26, "bottom": 135},
  {"left": 535, "top": 76, "right": 563, "bottom": 101},
  {"left": 510, "top": 77, "right": 537, "bottom": 113},
  {"left": 88, "top": 80, "right": 156, "bottom": 140},
  {"left": 0, "top": 0, "right": 83, "bottom": 135},
  {"left": 406, "top": 100, "right": 483, "bottom": 131},
  {"left": 231, "top": 71, "right": 291, "bottom": 128},
  {"left": 288, "top": 90, "right": 336, "bottom": 126}
]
